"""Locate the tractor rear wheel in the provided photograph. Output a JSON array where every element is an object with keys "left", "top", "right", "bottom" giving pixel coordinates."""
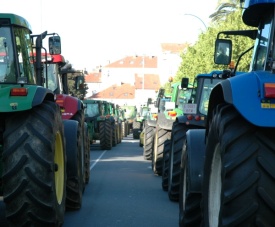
[
  {"left": 2, "top": 101, "right": 66, "bottom": 226},
  {"left": 63, "top": 120, "right": 84, "bottom": 210},
  {"left": 162, "top": 139, "right": 171, "bottom": 191},
  {"left": 143, "top": 124, "right": 155, "bottom": 160},
  {"left": 84, "top": 123, "right": 90, "bottom": 184},
  {"left": 168, "top": 122, "right": 188, "bottom": 201},
  {"left": 152, "top": 126, "right": 171, "bottom": 175},
  {"left": 99, "top": 120, "right": 112, "bottom": 150},
  {"left": 203, "top": 103, "right": 275, "bottom": 226}
]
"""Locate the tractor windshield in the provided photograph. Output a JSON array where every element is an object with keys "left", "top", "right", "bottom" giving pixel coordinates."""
[
  {"left": 85, "top": 103, "right": 100, "bottom": 118},
  {"left": 0, "top": 26, "right": 35, "bottom": 84},
  {"left": 176, "top": 88, "right": 192, "bottom": 111}
]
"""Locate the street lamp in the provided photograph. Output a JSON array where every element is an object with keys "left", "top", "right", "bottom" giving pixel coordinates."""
[{"left": 184, "top": 13, "right": 207, "bottom": 31}]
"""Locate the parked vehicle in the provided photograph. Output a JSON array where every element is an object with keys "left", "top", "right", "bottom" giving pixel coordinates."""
[
  {"left": 143, "top": 89, "right": 165, "bottom": 160},
  {"left": 152, "top": 79, "right": 191, "bottom": 176},
  {"left": 42, "top": 53, "right": 90, "bottom": 210},
  {"left": 0, "top": 13, "right": 66, "bottom": 226},
  {"left": 123, "top": 105, "right": 137, "bottom": 135},
  {"left": 179, "top": 0, "right": 275, "bottom": 225}
]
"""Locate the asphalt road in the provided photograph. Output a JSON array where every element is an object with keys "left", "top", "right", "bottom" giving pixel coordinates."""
[{"left": 0, "top": 134, "right": 179, "bottom": 227}]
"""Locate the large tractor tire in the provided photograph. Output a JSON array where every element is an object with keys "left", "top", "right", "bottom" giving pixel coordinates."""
[
  {"left": 99, "top": 120, "right": 112, "bottom": 150},
  {"left": 117, "top": 122, "right": 122, "bottom": 143},
  {"left": 168, "top": 122, "right": 188, "bottom": 201},
  {"left": 112, "top": 122, "right": 118, "bottom": 147},
  {"left": 133, "top": 119, "right": 141, "bottom": 130},
  {"left": 203, "top": 103, "right": 275, "bottom": 227},
  {"left": 84, "top": 123, "right": 90, "bottom": 184},
  {"left": 152, "top": 126, "right": 171, "bottom": 175},
  {"left": 143, "top": 124, "right": 155, "bottom": 160},
  {"left": 71, "top": 111, "right": 86, "bottom": 187},
  {"left": 133, "top": 128, "right": 141, "bottom": 139},
  {"left": 63, "top": 120, "right": 84, "bottom": 210},
  {"left": 133, "top": 119, "right": 141, "bottom": 139},
  {"left": 2, "top": 101, "right": 66, "bottom": 226},
  {"left": 122, "top": 121, "right": 126, "bottom": 138},
  {"left": 179, "top": 131, "right": 204, "bottom": 227},
  {"left": 161, "top": 139, "right": 171, "bottom": 191}
]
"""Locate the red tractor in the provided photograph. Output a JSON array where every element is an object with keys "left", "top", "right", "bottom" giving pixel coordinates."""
[{"left": 41, "top": 51, "right": 90, "bottom": 210}]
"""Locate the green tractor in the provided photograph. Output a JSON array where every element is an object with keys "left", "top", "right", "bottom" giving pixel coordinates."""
[
  {"left": 109, "top": 102, "right": 122, "bottom": 146},
  {"left": 132, "top": 105, "right": 149, "bottom": 139},
  {"left": 142, "top": 96, "right": 160, "bottom": 159},
  {"left": 152, "top": 78, "right": 192, "bottom": 175},
  {"left": 0, "top": 13, "right": 66, "bottom": 225},
  {"left": 83, "top": 99, "right": 101, "bottom": 143},
  {"left": 84, "top": 100, "right": 114, "bottom": 150},
  {"left": 122, "top": 105, "right": 138, "bottom": 135}
]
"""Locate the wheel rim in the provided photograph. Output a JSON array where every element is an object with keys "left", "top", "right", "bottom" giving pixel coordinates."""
[
  {"left": 55, "top": 131, "right": 65, "bottom": 204},
  {"left": 209, "top": 143, "right": 222, "bottom": 227}
]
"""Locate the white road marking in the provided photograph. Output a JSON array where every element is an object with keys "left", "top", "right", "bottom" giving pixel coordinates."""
[{"left": 90, "top": 150, "right": 107, "bottom": 170}]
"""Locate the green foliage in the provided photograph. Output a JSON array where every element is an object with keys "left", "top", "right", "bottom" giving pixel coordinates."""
[{"left": 175, "top": 8, "right": 255, "bottom": 83}]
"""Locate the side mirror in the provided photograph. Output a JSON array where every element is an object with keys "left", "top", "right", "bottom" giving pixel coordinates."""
[
  {"left": 214, "top": 39, "right": 232, "bottom": 65},
  {"left": 49, "top": 36, "right": 61, "bottom": 54},
  {"left": 181, "top": 77, "right": 189, "bottom": 89}
]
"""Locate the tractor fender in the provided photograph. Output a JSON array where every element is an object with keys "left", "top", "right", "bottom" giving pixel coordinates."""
[
  {"left": 56, "top": 94, "right": 82, "bottom": 120},
  {"left": 63, "top": 120, "right": 83, "bottom": 180},
  {"left": 146, "top": 118, "right": 157, "bottom": 127},
  {"left": 157, "top": 112, "right": 174, "bottom": 130},
  {"left": 32, "top": 86, "right": 55, "bottom": 107},
  {"left": 186, "top": 129, "right": 206, "bottom": 193},
  {"left": 207, "top": 71, "right": 275, "bottom": 127}
]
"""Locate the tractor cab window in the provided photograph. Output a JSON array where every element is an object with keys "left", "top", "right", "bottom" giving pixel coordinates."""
[
  {"left": 252, "top": 17, "right": 271, "bottom": 71},
  {"left": 199, "top": 78, "right": 221, "bottom": 115},
  {"left": 44, "top": 63, "right": 59, "bottom": 92},
  {"left": 0, "top": 27, "right": 16, "bottom": 83},
  {"left": 14, "top": 27, "right": 35, "bottom": 84}
]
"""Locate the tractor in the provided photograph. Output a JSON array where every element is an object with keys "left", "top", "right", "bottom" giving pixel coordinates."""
[
  {"left": 179, "top": 0, "right": 275, "bottom": 226},
  {"left": 151, "top": 79, "right": 192, "bottom": 176},
  {"left": 143, "top": 89, "right": 165, "bottom": 160},
  {"left": 164, "top": 70, "right": 239, "bottom": 202},
  {"left": 83, "top": 99, "right": 101, "bottom": 144},
  {"left": 41, "top": 53, "right": 90, "bottom": 210},
  {"left": 123, "top": 105, "right": 138, "bottom": 135},
  {"left": 0, "top": 13, "right": 66, "bottom": 226}
]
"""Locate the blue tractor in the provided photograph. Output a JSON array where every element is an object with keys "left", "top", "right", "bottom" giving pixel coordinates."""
[{"left": 179, "top": 0, "right": 275, "bottom": 226}]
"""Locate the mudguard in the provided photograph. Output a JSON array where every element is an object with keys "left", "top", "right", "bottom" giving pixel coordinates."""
[
  {"left": 186, "top": 129, "right": 206, "bottom": 193},
  {"left": 208, "top": 71, "right": 275, "bottom": 127},
  {"left": 56, "top": 94, "right": 82, "bottom": 120},
  {"left": 0, "top": 85, "right": 54, "bottom": 112},
  {"left": 63, "top": 120, "right": 83, "bottom": 180},
  {"left": 146, "top": 117, "right": 157, "bottom": 127},
  {"left": 157, "top": 112, "right": 174, "bottom": 130}
]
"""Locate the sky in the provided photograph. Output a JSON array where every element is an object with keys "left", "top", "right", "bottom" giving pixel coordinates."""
[{"left": 1, "top": 0, "right": 218, "bottom": 72}]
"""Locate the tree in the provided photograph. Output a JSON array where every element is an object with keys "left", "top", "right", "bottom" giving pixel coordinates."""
[{"left": 172, "top": 7, "right": 254, "bottom": 86}]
